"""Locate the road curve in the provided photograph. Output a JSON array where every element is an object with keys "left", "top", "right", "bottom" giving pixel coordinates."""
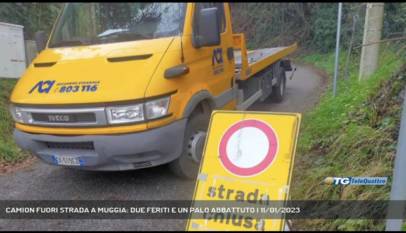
[{"left": 0, "top": 63, "right": 327, "bottom": 231}]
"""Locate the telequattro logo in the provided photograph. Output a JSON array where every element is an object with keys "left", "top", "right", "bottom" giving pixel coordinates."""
[{"left": 324, "top": 177, "right": 387, "bottom": 186}]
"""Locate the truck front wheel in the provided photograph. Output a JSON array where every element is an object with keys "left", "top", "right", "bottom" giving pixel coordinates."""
[{"left": 169, "top": 112, "right": 209, "bottom": 179}]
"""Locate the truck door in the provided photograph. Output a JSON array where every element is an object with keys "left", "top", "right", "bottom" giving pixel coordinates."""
[{"left": 192, "top": 3, "right": 234, "bottom": 107}]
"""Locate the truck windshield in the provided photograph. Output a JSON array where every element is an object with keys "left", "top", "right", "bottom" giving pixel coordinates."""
[{"left": 49, "top": 3, "right": 187, "bottom": 48}]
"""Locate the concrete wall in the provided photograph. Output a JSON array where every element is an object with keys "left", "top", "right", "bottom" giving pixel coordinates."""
[
  {"left": 359, "top": 3, "right": 385, "bottom": 80},
  {"left": 24, "top": 40, "right": 38, "bottom": 67}
]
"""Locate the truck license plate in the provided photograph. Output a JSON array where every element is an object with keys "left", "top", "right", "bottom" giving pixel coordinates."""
[{"left": 52, "top": 155, "right": 81, "bottom": 166}]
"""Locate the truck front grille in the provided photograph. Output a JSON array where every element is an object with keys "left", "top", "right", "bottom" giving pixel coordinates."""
[
  {"left": 31, "top": 112, "right": 96, "bottom": 124},
  {"left": 45, "top": 141, "right": 94, "bottom": 150},
  {"left": 14, "top": 106, "right": 108, "bottom": 127}
]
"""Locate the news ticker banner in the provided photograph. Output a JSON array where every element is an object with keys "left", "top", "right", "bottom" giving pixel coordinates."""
[{"left": 0, "top": 200, "right": 405, "bottom": 219}]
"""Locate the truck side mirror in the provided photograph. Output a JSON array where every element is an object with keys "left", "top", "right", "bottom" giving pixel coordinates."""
[
  {"left": 193, "top": 7, "right": 221, "bottom": 48},
  {"left": 34, "top": 31, "right": 47, "bottom": 52}
]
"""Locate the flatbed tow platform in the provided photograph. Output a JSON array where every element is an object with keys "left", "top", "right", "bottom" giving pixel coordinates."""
[{"left": 232, "top": 33, "right": 297, "bottom": 109}]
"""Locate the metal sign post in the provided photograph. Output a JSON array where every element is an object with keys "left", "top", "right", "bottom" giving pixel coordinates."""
[
  {"left": 333, "top": 3, "right": 342, "bottom": 97},
  {"left": 386, "top": 91, "right": 406, "bottom": 231}
]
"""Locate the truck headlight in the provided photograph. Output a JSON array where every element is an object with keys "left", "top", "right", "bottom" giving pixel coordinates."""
[
  {"left": 106, "top": 104, "right": 144, "bottom": 124},
  {"left": 145, "top": 96, "right": 170, "bottom": 120},
  {"left": 9, "top": 105, "right": 24, "bottom": 123}
]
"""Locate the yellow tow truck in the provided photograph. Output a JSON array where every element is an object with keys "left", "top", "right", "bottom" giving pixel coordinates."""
[{"left": 9, "top": 3, "right": 297, "bottom": 178}]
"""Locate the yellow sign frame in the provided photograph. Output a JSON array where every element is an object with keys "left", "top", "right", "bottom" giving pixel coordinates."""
[{"left": 186, "top": 110, "right": 301, "bottom": 231}]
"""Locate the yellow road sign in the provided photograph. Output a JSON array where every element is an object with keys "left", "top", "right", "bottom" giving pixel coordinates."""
[{"left": 186, "top": 110, "right": 301, "bottom": 231}]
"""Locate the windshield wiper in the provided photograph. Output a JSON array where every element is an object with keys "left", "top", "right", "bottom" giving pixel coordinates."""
[
  {"left": 97, "top": 29, "right": 129, "bottom": 37},
  {"left": 49, "top": 40, "right": 86, "bottom": 48},
  {"left": 96, "top": 31, "right": 151, "bottom": 42}
]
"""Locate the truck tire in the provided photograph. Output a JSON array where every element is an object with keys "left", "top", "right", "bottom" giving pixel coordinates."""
[
  {"left": 272, "top": 67, "right": 286, "bottom": 103},
  {"left": 169, "top": 112, "right": 209, "bottom": 179}
]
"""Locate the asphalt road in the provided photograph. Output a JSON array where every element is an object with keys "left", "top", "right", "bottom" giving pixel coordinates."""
[{"left": 0, "top": 64, "right": 326, "bottom": 231}]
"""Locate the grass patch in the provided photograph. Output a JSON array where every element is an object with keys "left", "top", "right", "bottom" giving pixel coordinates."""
[
  {"left": 0, "top": 78, "right": 29, "bottom": 163},
  {"left": 291, "top": 46, "right": 406, "bottom": 230}
]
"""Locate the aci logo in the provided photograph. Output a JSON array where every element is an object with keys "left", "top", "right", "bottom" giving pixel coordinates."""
[
  {"left": 324, "top": 177, "right": 387, "bottom": 186},
  {"left": 29, "top": 80, "right": 56, "bottom": 94},
  {"left": 212, "top": 48, "right": 224, "bottom": 75},
  {"left": 212, "top": 48, "right": 223, "bottom": 66}
]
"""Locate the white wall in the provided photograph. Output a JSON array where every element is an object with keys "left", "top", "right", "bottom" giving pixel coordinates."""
[
  {"left": 0, "top": 22, "right": 26, "bottom": 79},
  {"left": 24, "top": 40, "right": 38, "bottom": 66}
]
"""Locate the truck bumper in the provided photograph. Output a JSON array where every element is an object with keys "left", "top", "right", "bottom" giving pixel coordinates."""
[{"left": 13, "top": 119, "right": 187, "bottom": 171}]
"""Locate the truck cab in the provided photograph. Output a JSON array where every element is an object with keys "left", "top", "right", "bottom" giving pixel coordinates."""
[{"left": 9, "top": 3, "right": 296, "bottom": 178}]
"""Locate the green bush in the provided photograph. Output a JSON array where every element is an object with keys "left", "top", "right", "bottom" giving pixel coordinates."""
[
  {"left": 291, "top": 47, "right": 405, "bottom": 230},
  {"left": 0, "top": 3, "right": 62, "bottom": 39},
  {"left": 0, "top": 79, "right": 29, "bottom": 163}
]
